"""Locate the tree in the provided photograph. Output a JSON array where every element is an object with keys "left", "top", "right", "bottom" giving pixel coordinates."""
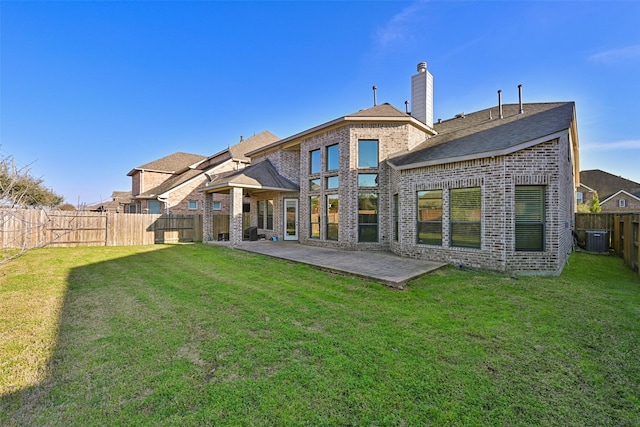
[
  {"left": 589, "top": 192, "right": 602, "bottom": 213},
  {"left": 0, "top": 152, "right": 66, "bottom": 264},
  {"left": 0, "top": 156, "right": 63, "bottom": 208}
]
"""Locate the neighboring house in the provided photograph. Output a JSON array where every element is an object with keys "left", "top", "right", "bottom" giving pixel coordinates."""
[
  {"left": 203, "top": 62, "right": 580, "bottom": 275},
  {"left": 87, "top": 191, "right": 134, "bottom": 213},
  {"left": 580, "top": 169, "right": 640, "bottom": 212},
  {"left": 576, "top": 182, "right": 597, "bottom": 206},
  {"left": 128, "top": 131, "right": 280, "bottom": 215}
]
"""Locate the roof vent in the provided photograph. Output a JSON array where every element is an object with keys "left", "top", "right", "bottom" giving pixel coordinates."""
[
  {"left": 455, "top": 113, "right": 465, "bottom": 119},
  {"left": 372, "top": 85, "right": 377, "bottom": 106},
  {"left": 498, "top": 89, "right": 503, "bottom": 119},
  {"left": 518, "top": 84, "right": 524, "bottom": 114},
  {"left": 417, "top": 62, "right": 427, "bottom": 73}
]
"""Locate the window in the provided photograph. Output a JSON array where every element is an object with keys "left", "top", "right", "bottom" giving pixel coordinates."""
[
  {"left": 358, "top": 173, "right": 378, "bottom": 188},
  {"left": 358, "top": 140, "right": 378, "bottom": 168},
  {"left": 258, "top": 200, "right": 274, "bottom": 230},
  {"left": 309, "top": 179, "right": 321, "bottom": 191},
  {"left": 327, "top": 144, "right": 339, "bottom": 171},
  {"left": 326, "top": 195, "right": 339, "bottom": 241},
  {"left": 515, "top": 186, "right": 545, "bottom": 251},
  {"left": 618, "top": 199, "right": 627, "bottom": 208},
  {"left": 326, "top": 175, "right": 339, "bottom": 189},
  {"left": 576, "top": 191, "right": 584, "bottom": 204},
  {"left": 148, "top": 200, "right": 161, "bottom": 214},
  {"left": 417, "top": 190, "right": 443, "bottom": 245},
  {"left": 358, "top": 193, "right": 378, "bottom": 242},
  {"left": 310, "top": 196, "right": 320, "bottom": 239},
  {"left": 212, "top": 201, "right": 222, "bottom": 211},
  {"left": 188, "top": 200, "right": 198, "bottom": 210},
  {"left": 450, "top": 187, "right": 481, "bottom": 248},
  {"left": 393, "top": 194, "right": 398, "bottom": 242},
  {"left": 310, "top": 149, "right": 321, "bottom": 174}
]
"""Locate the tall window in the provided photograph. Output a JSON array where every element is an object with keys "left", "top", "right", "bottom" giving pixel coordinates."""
[
  {"left": 450, "top": 187, "right": 481, "bottom": 248},
  {"left": 310, "top": 196, "right": 320, "bottom": 239},
  {"left": 258, "top": 200, "right": 274, "bottom": 230},
  {"left": 327, "top": 144, "right": 339, "bottom": 171},
  {"left": 358, "top": 140, "right": 378, "bottom": 168},
  {"left": 515, "top": 186, "right": 545, "bottom": 251},
  {"left": 326, "top": 195, "right": 339, "bottom": 241},
  {"left": 310, "top": 149, "right": 321, "bottom": 174},
  {"left": 358, "top": 193, "right": 378, "bottom": 242},
  {"left": 417, "top": 190, "right": 443, "bottom": 245},
  {"left": 326, "top": 176, "right": 339, "bottom": 189}
]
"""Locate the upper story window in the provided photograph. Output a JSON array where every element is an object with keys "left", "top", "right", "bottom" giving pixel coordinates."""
[
  {"left": 618, "top": 199, "right": 627, "bottom": 208},
  {"left": 188, "top": 200, "right": 198, "bottom": 210},
  {"left": 212, "top": 201, "right": 222, "bottom": 211},
  {"left": 310, "top": 149, "right": 321, "bottom": 174},
  {"left": 326, "top": 176, "right": 339, "bottom": 190},
  {"left": 309, "top": 179, "right": 321, "bottom": 191},
  {"left": 326, "top": 144, "right": 339, "bottom": 171},
  {"left": 358, "top": 140, "right": 379, "bottom": 169},
  {"left": 358, "top": 173, "right": 378, "bottom": 188}
]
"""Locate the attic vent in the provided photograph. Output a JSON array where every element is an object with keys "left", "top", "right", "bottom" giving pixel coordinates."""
[{"left": 455, "top": 113, "right": 465, "bottom": 119}]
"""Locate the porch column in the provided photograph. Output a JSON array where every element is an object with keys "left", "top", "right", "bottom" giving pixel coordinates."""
[
  {"left": 203, "top": 192, "right": 213, "bottom": 242},
  {"left": 230, "top": 187, "right": 244, "bottom": 245}
]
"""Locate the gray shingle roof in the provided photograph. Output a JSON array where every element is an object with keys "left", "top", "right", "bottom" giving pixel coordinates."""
[
  {"left": 204, "top": 159, "right": 299, "bottom": 193},
  {"left": 389, "top": 102, "right": 575, "bottom": 168},
  {"left": 139, "top": 169, "right": 205, "bottom": 197},
  {"left": 129, "top": 152, "right": 207, "bottom": 175}
]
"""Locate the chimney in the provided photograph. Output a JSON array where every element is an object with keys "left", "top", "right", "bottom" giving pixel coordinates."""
[
  {"left": 498, "top": 90, "right": 503, "bottom": 119},
  {"left": 518, "top": 84, "right": 524, "bottom": 114},
  {"left": 411, "top": 62, "right": 434, "bottom": 127}
]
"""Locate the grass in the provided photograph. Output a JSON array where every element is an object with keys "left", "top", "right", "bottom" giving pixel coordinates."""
[{"left": 0, "top": 244, "right": 639, "bottom": 426}]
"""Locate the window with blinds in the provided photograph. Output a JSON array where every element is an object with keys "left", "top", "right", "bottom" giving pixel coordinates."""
[
  {"left": 450, "top": 187, "right": 481, "bottom": 248},
  {"left": 515, "top": 186, "right": 545, "bottom": 251},
  {"left": 417, "top": 190, "right": 442, "bottom": 245}
]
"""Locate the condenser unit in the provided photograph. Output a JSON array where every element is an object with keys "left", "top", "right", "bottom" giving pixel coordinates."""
[{"left": 585, "top": 230, "right": 609, "bottom": 253}]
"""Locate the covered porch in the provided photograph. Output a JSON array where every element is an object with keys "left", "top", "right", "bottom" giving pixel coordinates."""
[{"left": 202, "top": 160, "right": 300, "bottom": 245}]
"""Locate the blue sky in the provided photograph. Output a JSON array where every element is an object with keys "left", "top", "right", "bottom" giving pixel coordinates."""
[{"left": 2, "top": 1, "right": 639, "bottom": 205}]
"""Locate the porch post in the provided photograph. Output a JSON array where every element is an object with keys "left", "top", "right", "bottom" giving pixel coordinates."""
[
  {"left": 203, "top": 192, "right": 213, "bottom": 242},
  {"left": 230, "top": 187, "right": 244, "bottom": 245}
]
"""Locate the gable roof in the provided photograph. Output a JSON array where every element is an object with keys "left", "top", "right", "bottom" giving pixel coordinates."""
[
  {"left": 580, "top": 169, "right": 640, "bottom": 199},
  {"left": 128, "top": 152, "right": 207, "bottom": 176},
  {"left": 229, "top": 130, "right": 280, "bottom": 161},
  {"left": 247, "top": 103, "right": 435, "bottom": 157},
  {"left": 389, "top": 102, "right": 575, "bottom": 169},
  {"left": 203, "top": 159, "right": 299, "bottom": 193},
  {"left": 601, "top": 189, "right": 640, "bottom": 205}
]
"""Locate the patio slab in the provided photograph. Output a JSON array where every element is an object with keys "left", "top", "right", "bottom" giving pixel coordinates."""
[{"left": 211, "top": 240, "right": 447, "bottom": 288}]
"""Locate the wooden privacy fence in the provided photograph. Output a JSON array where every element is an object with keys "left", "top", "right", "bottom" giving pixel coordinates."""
[
  {"left": 575, "top": 212, "right": 640, "bottom": 276},
  {"left": 0, "top": 209, "right": 203, "bottom": 249}
]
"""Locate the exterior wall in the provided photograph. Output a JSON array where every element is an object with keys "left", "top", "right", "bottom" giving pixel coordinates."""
[
  {"left": 294, "top": 122, "right": 420, "bottom": 250},
  {"left": 392, "top": 135, "right": 574, "bottom": 275},
  {"left": 601, "top": 194, "right": 640, "bottom": 212}
]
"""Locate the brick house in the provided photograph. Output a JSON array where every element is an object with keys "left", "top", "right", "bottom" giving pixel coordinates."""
[
  {"left": 128, "top": 131, "right": 279, "bottom": 215},
  {"left": 203, "top": 63, "right": 580, "bottom": 275},
  {"left": 579, "top": 169, "right": 640, "bottom": 212}
]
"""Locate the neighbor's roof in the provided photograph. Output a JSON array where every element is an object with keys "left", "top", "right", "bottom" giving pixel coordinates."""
[
  {"left": 247, "top": 103, "right": 435, "bottom": 157},
  {"left": 203, "top": 159, "right": 299, "bottom": 193},
  {"left": 229, "top": 130, "right": 280, "bottom": 161},
  {"left": 127, "top": 152, "right": 207, "bottom": 176},
  {"left": 137, "top": 169, "right": 205, "bottom": 198},
  {"left": 389, "top": 102, "right": 575, "bottom": 169}
]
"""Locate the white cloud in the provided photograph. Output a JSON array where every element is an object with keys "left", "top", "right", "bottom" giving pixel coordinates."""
[
  {"left": 588, "top": 45, "right": 640, "bottom": 63},
  {"left": 374, "top": 2, "right": 427, "bottom": 49},
  {"left": 581, "top": 140, "right": 640, "bottom": 151}
]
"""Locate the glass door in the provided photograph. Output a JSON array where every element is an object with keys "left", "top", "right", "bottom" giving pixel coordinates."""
[{"left": 284, "top": 199, "right": 298, "bottom": 240}]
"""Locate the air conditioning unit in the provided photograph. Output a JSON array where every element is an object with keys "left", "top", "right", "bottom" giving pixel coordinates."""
[{"left": 585, "top": 230, "right": 609, "bottom": 253}]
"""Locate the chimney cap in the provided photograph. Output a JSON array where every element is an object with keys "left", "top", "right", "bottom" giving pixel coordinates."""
[{"left": 417, "top": 62, "right": 427, "bottom": 72}]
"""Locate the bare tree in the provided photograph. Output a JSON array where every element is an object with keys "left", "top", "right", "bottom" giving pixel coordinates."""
[{"left": 0, "top": 152, "right": 66, "bottom": 264}]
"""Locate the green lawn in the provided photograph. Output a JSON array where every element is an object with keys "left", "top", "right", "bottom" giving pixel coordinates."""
[{"left": 1, "top": 244, "right": 639, "bottom": 426}]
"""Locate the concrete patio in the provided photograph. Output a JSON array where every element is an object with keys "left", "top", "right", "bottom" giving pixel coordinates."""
[{"left": 208, "top": 240, "right": 447, "bottom": 288}]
